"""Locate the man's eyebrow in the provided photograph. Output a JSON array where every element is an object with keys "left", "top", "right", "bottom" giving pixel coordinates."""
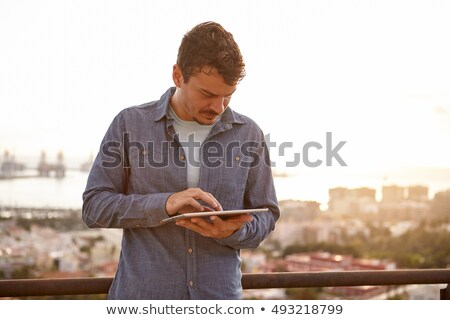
[{"left": 200, "top": 88, "right": 236, "bottom": 97}]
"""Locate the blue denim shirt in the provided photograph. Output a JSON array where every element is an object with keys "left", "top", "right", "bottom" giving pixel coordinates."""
[{"left": 82, "top": 87, "right": 279, "bottom": 299}]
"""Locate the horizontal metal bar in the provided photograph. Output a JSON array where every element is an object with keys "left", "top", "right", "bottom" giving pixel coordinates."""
[
  {"left": 0, "top": 277, "right": 112, "bottom": 297},
  {"left": 241, "top": 269, "right": 450, "bottom": 289},
  {"left": 0, "top": 269, "right": 449, "bottom": 298}
]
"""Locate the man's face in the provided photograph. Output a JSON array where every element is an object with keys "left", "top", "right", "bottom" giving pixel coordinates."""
[{"left": 172, "top": 65, "right": 237, "bottom": 125}]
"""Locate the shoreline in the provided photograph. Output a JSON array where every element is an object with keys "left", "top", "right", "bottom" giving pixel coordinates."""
[{"left": 0, "top": 206, "right": 81, "bottom": 220}]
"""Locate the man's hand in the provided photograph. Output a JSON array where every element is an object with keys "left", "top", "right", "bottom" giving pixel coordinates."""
[
  {"left": 175, "top": 214, "right": 253, "bottom": 239},
  {"left": 165, "top": 188, "right": 222, "bottom": 216},
  {"left": 166, "top": 188, "right": 252, "bottom": 238}
]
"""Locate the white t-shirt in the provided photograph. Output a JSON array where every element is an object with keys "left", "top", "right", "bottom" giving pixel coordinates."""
[{"left": 169, "top": 106, "right": 215, "bottom": 188}]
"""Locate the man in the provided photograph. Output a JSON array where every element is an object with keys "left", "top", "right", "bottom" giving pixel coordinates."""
[{"left": 82, "top": 21, "right": 279, "bottom": 299}]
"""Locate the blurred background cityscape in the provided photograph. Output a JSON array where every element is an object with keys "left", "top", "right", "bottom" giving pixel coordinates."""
[
  {"left": 1, "top": 0, "right": 450, "bottom": 300},
  {"left": 0, "top": 150, "right": 449, "bottom": 299}
]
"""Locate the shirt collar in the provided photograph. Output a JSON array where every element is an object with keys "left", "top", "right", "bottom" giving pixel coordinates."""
[{"left": 154, "top": 87, "right": 246, "bottom": 126}]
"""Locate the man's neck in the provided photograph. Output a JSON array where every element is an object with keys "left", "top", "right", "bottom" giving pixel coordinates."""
[{"left": 170, "top": 89, "right": 191, "bottom": 121}]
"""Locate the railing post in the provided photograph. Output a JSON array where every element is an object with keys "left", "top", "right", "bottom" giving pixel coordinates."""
[{"left": 440, "top": 284, "right": 450, "bottom": 300}]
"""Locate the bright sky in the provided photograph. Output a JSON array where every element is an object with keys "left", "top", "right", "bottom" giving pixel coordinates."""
[{"left": 1, "top": 0, "right": 450, "bottom": 172}]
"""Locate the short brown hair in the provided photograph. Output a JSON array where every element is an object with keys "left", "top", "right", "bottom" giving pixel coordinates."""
[{"left": 176, "top": 21, "right": 246, "bottom": 86}]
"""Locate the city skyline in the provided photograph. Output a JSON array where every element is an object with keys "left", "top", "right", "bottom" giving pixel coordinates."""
[{"left": 1, "top": 156, "right": 449, "bottom": 210}]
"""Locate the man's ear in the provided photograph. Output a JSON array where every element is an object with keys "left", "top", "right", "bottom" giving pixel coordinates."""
[{"left": 172, "top": 64, "right": 183, "bottom": 87}]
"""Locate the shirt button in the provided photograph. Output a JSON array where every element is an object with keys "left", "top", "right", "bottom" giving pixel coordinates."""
[
  {"left": 235, "top": 156, "right": 240, "bottom": 161},
  {"left": 188, "top": 248, "right": 193, "bottom": 254},
  {"left": 189, "top": 280, "right": 194, "bottom": 286}
]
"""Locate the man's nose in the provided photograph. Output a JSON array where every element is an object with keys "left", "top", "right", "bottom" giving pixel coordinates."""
[{"left": 210, "top": 97, "right": 226, "bottom": 114}]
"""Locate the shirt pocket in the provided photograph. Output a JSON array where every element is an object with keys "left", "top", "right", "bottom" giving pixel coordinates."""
[
  {"left": 129, "top": 147, "right": 167, "bottom": 193},
  {"left": 216, "top": 149, "right": 249, "bottom": 208}
]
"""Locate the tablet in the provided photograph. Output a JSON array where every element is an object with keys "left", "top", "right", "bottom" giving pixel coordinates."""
[{"left": 160, "top": 208, "right": 269, "bottom": 224}]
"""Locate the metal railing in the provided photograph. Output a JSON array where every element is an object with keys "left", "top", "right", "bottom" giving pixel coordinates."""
[{"left": 0, "top": 269, "right": 449, "bottom": 299}]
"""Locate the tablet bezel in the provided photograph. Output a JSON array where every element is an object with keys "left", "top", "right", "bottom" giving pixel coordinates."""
[{"left": 160, "top": 208, "right": 269, "bottom": 224}]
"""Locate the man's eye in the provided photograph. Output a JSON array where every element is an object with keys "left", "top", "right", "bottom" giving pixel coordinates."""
[{"left": 202, "top": 92, "right": 214, "bottom": 98}]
